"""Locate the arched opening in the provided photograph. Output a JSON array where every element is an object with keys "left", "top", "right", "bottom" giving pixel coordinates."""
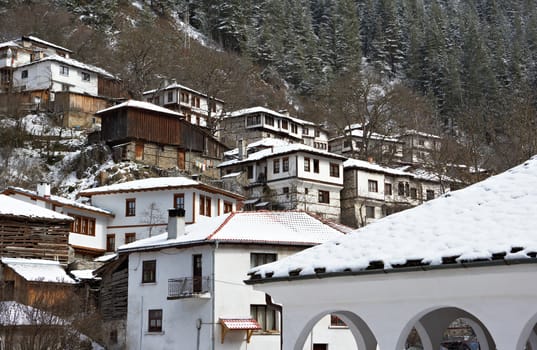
[
  {"left": 518, "top": 312, "right": 537, "bottom": 350},
  {"left": 295, "top": 310, "right": 377, "bottom": 350},
  {"left": 400, "top": 307, "right": 495, "bottom": 350}
]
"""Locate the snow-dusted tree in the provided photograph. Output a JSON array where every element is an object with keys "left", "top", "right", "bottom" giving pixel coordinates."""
[{"left": 142, "top": 202, "right": 165, "bottom": 237}]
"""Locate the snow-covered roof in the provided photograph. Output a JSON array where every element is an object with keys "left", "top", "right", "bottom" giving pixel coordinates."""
[
  {"left": 397, "top": 129, "right": 442, "bottom": 139},
  {"left": 1, "top": 258, "right": 76, "bottom": 284},
  {"left": 95, "top": 99, "right": 184, "bottom": 117},
  {"left": 0, "top": 194, "right": 73, "bottom": 221},
  {"left": 20, "top": 35, "right": 72, "bottom": 53},
  {"left": 329, "top": 128, "right": 401, "bottom": 143},
  {"left": 5, "top": 187, "right": 114, "bottom": 216},
  {"left": 17, "top": 54, "right": 114, "bottom": 78},
  {"left": 70, "top": 269, "right": 99, "bottom": 281},
  {"left": 219, "top": 143, "right": 346, "bottom": 168},
  {"left": 225, "top": 107, "right": 316, "bottom": 126},
  {"left": 248, "top": 156, "right": 537, "bottom": 281},
  {"left": 0, "top": 40, "right": 21, "bottom": 49},
  {"left": 344, "top": 158, "right": 412, "bottom": 177},
  {"left": 118, "top": 211, "right": 348, "bottom": 253},
  {"left": 143, "top": 81, "right": 225, "bottom": 103},
  {"left": 224, "top": 138, "right": 292, "bottom": 157}
]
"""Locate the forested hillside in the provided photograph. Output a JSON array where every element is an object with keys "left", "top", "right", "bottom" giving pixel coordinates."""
[{"left": 1, "top": 0, "right": 537, "bottom": 173}]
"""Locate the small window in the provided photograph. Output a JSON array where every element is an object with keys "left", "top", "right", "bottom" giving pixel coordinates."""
[
  {"left": 410, "top": 187, "right": 417, "bottom": 199},
  {"left": 181, "top": 92, "right": 189, "bottom": 103},
  {"left": 250, "top": 253, "right": 277, "bottom": 268},
  {"left": 315, "top": 129, "right": 321, "bottom": 137},
  {"left": 247, "top": 165, "right": 254, "bottom": 179},
  {"left": 223, "top": 201, "right": 233, "bottom": 213},
  {"left": 405, "top": 183, "right": 410, "bottom": 197},
  {"left": 81, "top": 72, "right": 90, "bottom": 81},
  {"left": 273, "top": 159, "right": 280, "bottom": 174},
  {"left": 281, "top": 120, "right": 288, "bottom": 130},
  {"left": 148, "top": 309, "right": 163, "bottom": 332},
  {"left": 329, "top": 163, "right": 339, "bottom": 177},
  {"left": 282, "top": 157, "right": 289, "bottom": 172},
  {"left": 398, "top": 182, "right": 405, "bottom": 196},
  {"left": 418, "top": 139, "right": 425, "bottom": 146},
  {"left": 426, "top": 189, "right": 435, "bottom": 200},
  {"left": 265, "top": 116, "right": 274, "bottom": 126},
  {"left": 174, "top": 193, "right": 185, "bottom": 209},
  {"left": 385, "top": 183, "right": 392, "bottom": 195},
  {"left": 313, "top": 159, "right": 319, "bottom": 173},
  {"left": 282, "top": 187, "right": 289, "bottom": 196},
  {"left": 365, "top": 206, "right": 375, "bottom": 218},
  {"left": 125, "top": 232, "right": 136, "bottom": 244},
  {"left": 368, "top": 180, "right": 378, "bottom": 193},
  {"left": 142, "top": 260, "right": 156, "bottom": 283},
  {"left": 303, "top": 127, "right": 309, "bottom": 135},
  {"left": 59, "top": 65, "right": 69, "bottom": 76},
  {"left": 126, "top": 198, "right": 136, "bottom": 216},
  {"left": 167, "top": 91, "right": 173, "bottom": 102},
  {"left": 109, "top": 330, "right": 118, "bottom": 344},
  {"left": 318, "top": 190, "right": 329, "bottom": 204},
  {"left": 330, "top": 315, "right": 347, "bottom": 327},
  {"left": 21, "top": 70, "right": 28, "bottom": 79},
  {"left": 199, "top": 195, "right": 211, "bottom": 217},
  {"left": 106, "top": 234, "right": 115, "bottom": 252},
  {"left": 251, "top": 304, "right": 280, "bottom": 333},
  {"left": 304, "top": 158, "right": 310, "bottom": 172}
]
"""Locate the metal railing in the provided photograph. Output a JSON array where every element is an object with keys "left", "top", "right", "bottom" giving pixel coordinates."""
[{"left": 168, "top": 276, "right": 211, "bottom": 299}]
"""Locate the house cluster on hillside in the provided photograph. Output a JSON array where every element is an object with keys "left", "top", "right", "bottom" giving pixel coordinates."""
[{"left": 0, "top": 36, "right": 481, "bottom": 349}]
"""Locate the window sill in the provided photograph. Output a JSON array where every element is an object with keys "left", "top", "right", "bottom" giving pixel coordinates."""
[
  {"left": 141, "top": 282, "right": 157, "bottom": 286},
  {"left": 328, "top": 326, "right": 349, "bottom": 329},
  {"left": 145, "top": 331, "right": 165, "bottom": 335}
]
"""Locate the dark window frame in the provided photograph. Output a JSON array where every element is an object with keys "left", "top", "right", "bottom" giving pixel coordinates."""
[
  {"left": 148, "top": 309, "right": 163, "bottom": 332},
  {"left": 142, "top": 260, "right": 156, "bottom": 283}
]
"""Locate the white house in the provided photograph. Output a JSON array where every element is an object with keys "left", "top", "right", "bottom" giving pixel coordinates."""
[
  {"left": 341, "top": 158, "right": 449, "bottom": 227},
  {"left": 247, "top": 156, "right": 537, "bottom": 350},
  {"left": 218, "top": 140, "right": 346, "bottom": 222},
  {"left": 78, "top": 177, "right": 245, "bottom": 252},
  {"left": 3, "top": 184, "right": 114, "bottom": 261},
  {"left": 220, "top": 107, "right": 329, "bottom": 150},
  {"left": 118, "top": 210, "right": 352, "bottom": 350},
  {"left": 143, "top": 81, "right": 225, "bottom": 131}
]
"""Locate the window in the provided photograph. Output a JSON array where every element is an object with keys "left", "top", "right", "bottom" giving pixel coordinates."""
[
  {"left": 246, "top": 115, "right": 261, "bottom": 126},
  {"left": 398, "top": 182, "right": 405, "bottom": 196},
  {"left": 281, "top": 120, "right": 288, "bottom": 130},
  {"left": 410, "top": 187, "right": 417, "bottom": 199},
  {"left": 125, "top": 232, "right": 136, "bottom": 244},
  {"left": 70, "top": 214, "right": 96, "bottom": 236},
  {"left": 426, "top": 189, "right": 435, "bottom": 200},
  {"left": 148, "top": 309, "right": 162, "bottom": 332},
  {"left": 303, "top": 127, "right": 309, "bottom": 135},
  {"left": 313, "top": 159, "right": 319, "bottom": 173},
  {"left": 125, "top": 198, "right": 136, "bottom": 216},
  {"left": 191, "top": 96, "right": 200, "bottom": 107},
  {"left": 282, "top": 187, "right": 289, "bottom": 197},
  {"left": 199, "top": 195, "right": 211, "bottom": 216},
  {"left": 167, "top": 91, "right": 173, "bottom": 102},
  {"left": 343, "top": 140, "right": 352, "bottom": 148},
  {"left": 304, "top": 158, "right": 310, "bottom": 172},
  {"left": 366, "top": 206, "right": 375, "bottom": 218},
  {"left": 329, "top": 163, "right": 339, "bottom": 177},
  {"left": 385, "top": 183, "right": 392, "bottom": 196},
  {"left": 405, "top": 183, "right": 410, "bottom": 197},
  {"left": 142, "top": 260, "right": 156, "bottom": 283},
  {"left": 174, "top": 193, "right": 185, "bottom": 209},
  {"left": 21, "top": 70, "right": 28, "bottom": 79},
  {"left": 368, "top": 180, "right": 378, "bottom": 192},
  {"left": 315, "top": 129, "right": 320, "bottom": 137},
  {"left": 61, "top": 84, "right": 70, "bottom": 91},
  {"left": 247, "top": 165, "right": 254, "bottom": 179},
  {"left": 81, "top": 72, "right": 90, "bottom": 81},
  {"left": 223, "top": 201, "right": 233, "bottom": 214},
  {"left": 282, "top": 157, "right": 289, "bottom": 172},
  {"left": 330, "top": 315, "right": 347, "bottom": 327},
  {"left": 59, "top": 65, "right": 69, "bottom": 76},
  {"left": 251, "top": 305, "right": 280, "bottom": 332},
  {"left": 273, "top": 159, "right": 280, "bottom": 174},
  {"left": 106, "top": 234, "right": 115, "bottom": 252},
  {"left": 291, "top": 123, "right": 298, "bottom": 133},
  {"left": 250, "top": 253, "right": 277, "bottom": 268},
  {"left": 418, "top": 139, "right": 425, "bottom": 146},
  {"left": 318, "top": 190, "right": 329, "bottom": 204},
  {"left": 265, "top": 116, "right": 274, "bottom": 126},
  {"left": 109, "top": 330, "right": 118, "bottom": 344}
]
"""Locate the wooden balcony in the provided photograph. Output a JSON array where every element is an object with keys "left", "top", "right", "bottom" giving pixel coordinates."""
[{"left": 167, "top": 276, "right": 211, "bottom": 300}]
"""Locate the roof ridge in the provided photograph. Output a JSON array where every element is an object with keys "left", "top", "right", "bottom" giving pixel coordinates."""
[{"left": 206, "top": 212, "right": 236, "bottom": 240}]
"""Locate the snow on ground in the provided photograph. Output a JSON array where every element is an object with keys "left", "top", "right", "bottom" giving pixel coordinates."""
[{"left": 249, "top": 156, "right": 537, "bottom": 279}]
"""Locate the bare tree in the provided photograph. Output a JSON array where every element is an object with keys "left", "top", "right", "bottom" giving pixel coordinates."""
[{"left": 142, "top": 202, "right": 165, "bottom": 237}]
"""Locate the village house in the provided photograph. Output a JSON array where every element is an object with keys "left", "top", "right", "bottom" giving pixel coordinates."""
[
  {"left": 78, "top": 176, "right": 245, "bottom": 252},
  {"left": 397, "top": 129, "right": 442, "bottom": 165},
  {"left": 0, "top": 194, "right": 72, "bottom": 264},
  {"left": 143, "top": 80, "right": 224, "bottom": 132},
  {"left": 219, "top": 106, "right": 329, "bottom": 150},
  {"left": 0, "top": 36, "right": 122, "bottom": 128},
  {"left": 2, "top": 183, "right": 114, "bottom": 263},
  {"left": 218, "top": 140, "right": 345, "bottom": 222},
  {"left": 118, "top": 209, "right": 353, "bottom": 350},
  {"left": 96, "top": 100, "right": 228, "bottom": 178},
  {"left": 341, "top": 158, "right": 448, "bottom": 228},
  {"left": 247, "top": 156, "right": 537, "bottom": 350}
]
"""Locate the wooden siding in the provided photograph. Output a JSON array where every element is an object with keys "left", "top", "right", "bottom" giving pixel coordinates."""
[
  {"left": 98, "top": 77, "right": 125, "bottom": 98},
  {"left": 54, "top": 92, "right": 108, "bottom": 115},
  {"left": 0, "top": 217, "right": 70, "bottom": 265},
  {"left": 97, "top": 256, "right": 128, "bottom": 321}
]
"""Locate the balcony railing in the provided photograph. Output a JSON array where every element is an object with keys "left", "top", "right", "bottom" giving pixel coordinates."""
[{"left": 168, "top": 276, "right": 211, "bottom": 299}]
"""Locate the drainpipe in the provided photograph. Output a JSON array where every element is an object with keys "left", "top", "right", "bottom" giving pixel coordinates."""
[{"left": 211, "top": 241, "right": 217, "bottom": 350}]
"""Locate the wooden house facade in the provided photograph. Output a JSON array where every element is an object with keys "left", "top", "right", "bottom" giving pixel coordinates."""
[{"left": 98, "top": 100, "right": 228, "bottom": 178}]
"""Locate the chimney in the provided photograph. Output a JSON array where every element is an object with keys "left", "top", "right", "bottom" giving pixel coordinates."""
[
  {"left": 37, "top": 182, "right": 51, "bottom": 198},
  {"left": 238, "top": 139, "right": 247, "bottom": 160},
  {"left": 167, "top": 208, "right": 186, "bottom": 240}
]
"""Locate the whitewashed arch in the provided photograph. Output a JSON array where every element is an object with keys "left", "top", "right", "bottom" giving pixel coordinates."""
[{"left": 517, "top": 312, "right": 537, "bottom": 350}]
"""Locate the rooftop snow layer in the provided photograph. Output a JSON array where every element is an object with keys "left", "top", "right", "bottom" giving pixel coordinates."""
[
  {"left": 118, "top": 211, "right": 348, "bottom": 252},
  {"left": 0, "top": 195, "right": 73, "bottom": 221},
  {"left": 96, "top": 99, "right": 184, "bottom": 117},
  {"left": 18, "top": 54, "right": 114, "bottom": 78},
  {"left": 225, "top": 106, "right": 316, "bottom": 126},
  {"left": 249, "top": 156, "right": 537, "bottom": 280},
  {"left": 79, "top": 176, "right": 199, "bottom": 195},
  {"left": 1, "top": 258, "right": 76, "bottom": 283}
]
